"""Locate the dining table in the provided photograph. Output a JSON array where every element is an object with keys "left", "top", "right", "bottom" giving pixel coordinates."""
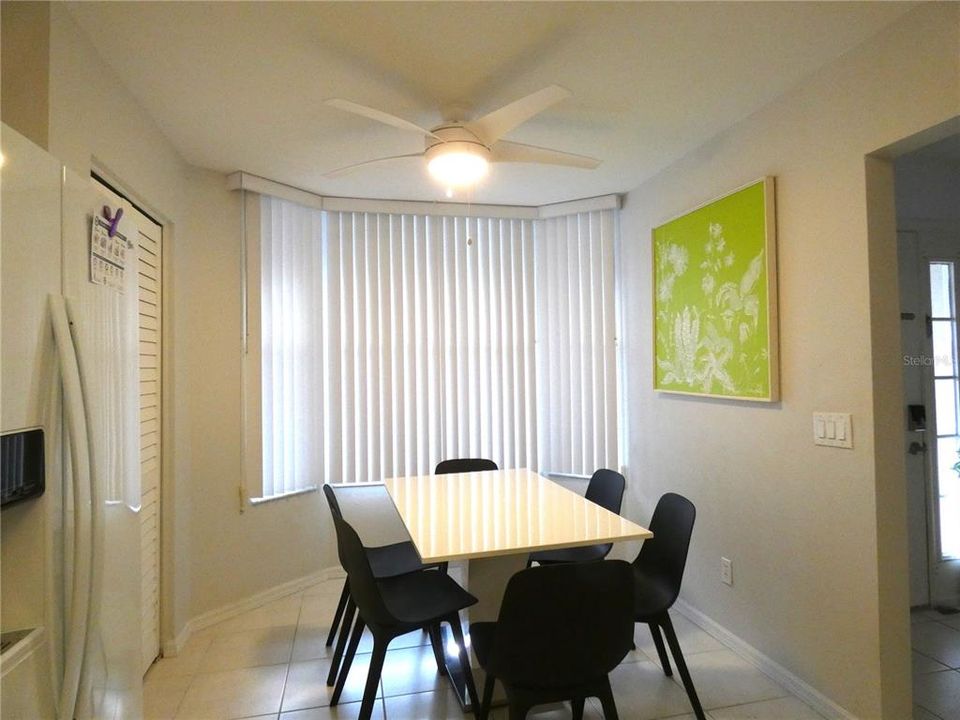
[{"left": 378, "top": 467, "right": 654, "bottom": 711}]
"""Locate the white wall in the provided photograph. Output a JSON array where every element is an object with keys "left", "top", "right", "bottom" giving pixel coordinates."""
[{"left": 618, "top": 5, "right": 958, "bottom": 718}]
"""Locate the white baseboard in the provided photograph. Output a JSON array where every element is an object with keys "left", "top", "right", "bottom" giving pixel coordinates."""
[
  {"left": 675, "top": 599, "right": 858, "bottom": 720},
  {"left": 161, "top": 565, "right": 344, "bottom": 657}
]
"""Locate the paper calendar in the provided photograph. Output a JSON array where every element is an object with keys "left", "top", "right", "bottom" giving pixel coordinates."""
[{"left": 90, "top": 215, "right": 127, "bottom": 292}]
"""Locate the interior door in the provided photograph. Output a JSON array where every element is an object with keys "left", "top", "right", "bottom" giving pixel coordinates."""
[
  {"left": 135, "top": 209, "right": 163, "bottom": 674},
  {"left": 94, "top": 180, "right": 163, "bottom": 674}
]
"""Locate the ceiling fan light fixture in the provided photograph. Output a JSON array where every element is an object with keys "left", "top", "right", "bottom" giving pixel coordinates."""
[
  {"left": 426, "top": 142, "right": 490, "bottom": 189},
  {"left": 324, "top": 87, "right": 600, "bottom": 184}
]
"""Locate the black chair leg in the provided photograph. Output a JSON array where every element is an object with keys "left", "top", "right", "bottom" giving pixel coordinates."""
[
  {"left": 649, "top": 622, "right": 673, "bottom": 676},
  {"left": 596, "top": 675, "right": 620, "bottom": 720},
  {"left": 480, "top": 674, "right": 495, "bottom": 720},
  {"left": 660, "top": 614, "right": 706, "bottom": 720},
  {"left": 331, "top": 613, "right": 365, "bottom": 705},
  {"left": 325, "top": 580, "right": 350, "bottom": 647},
  {"left": 358, "top": 637, "right": 389, "bottom": 720},
  {"left": 326, "top": 597, "right": 357, "bottom": 686},
  {"left": 428, "top": 624, "right": 448, "bottom": 676},
  {"left": 448, "top": 614, "right": 481, "bottom": 717},
  {"left": 571, "top": 696, "right": 586, "bottom": 720}
]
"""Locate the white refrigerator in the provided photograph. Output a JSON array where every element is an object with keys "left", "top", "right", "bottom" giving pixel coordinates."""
[{"left": 1, "top": 125, "right": 143, "bottom": 719}]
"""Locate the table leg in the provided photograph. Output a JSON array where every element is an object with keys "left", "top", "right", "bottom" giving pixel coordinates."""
[
  {"left": 466, "top": 554, "right": 528, "bottom": 623},
  {"left": 441, "top": 554, "right": 527, "bottom": 712}
]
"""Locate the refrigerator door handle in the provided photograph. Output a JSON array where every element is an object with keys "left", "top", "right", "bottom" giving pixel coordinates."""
[{"left": 49, "top": 294, "right": 94, "bottom": 720}]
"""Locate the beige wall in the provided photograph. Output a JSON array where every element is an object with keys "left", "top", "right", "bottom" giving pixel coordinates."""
[
  {"left": 618, "top": 4, "right": 959, "bottom": 718},
  {"left": 24, "top": 2, "right": 960, "bottom": 715},
  {"left": 46, "top": 2, "right": 194, "bottom": 641},
  {"left": 44, "top": 4, "right": 333, "bottom": 638},
  {"left": 1, "top": 2, "right": 50, "bottom": 148},
  {"left": 179, "top": 168, "right": 333, "bottom": 618}
]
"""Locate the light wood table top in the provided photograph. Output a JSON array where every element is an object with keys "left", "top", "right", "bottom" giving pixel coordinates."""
[{"left": 383, "top": 468, "right": 652, "bottom": 563}]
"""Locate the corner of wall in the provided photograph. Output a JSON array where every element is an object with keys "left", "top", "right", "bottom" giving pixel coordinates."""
[{"left": 865, "top": 154, "right": 913, "bottom": 719}]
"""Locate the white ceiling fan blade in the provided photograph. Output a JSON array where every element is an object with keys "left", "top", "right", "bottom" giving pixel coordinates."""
[
  {"left": 491, "top": 140, "right": 600, "bottom": 169},
  {"left": 466, "top": 85, "right": 572, "bottom": 145},
  {"left": 324, "top": 152, "right": 424, "bottom": 178},
  {"left": 325, "top": 98, "right": 441, "bottom": 140}
]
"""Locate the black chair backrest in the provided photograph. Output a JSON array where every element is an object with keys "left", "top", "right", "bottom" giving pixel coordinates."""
[
  {"left": 323, "top": 485, "right": 395, "bottom": 626},
  {"left": 434, "top": 458, "right": 498, "bottom": 475},
  {"left": 584, "top": 468, "right": 626, "bottom": 514},
  {"left": 489, "top": 560, "right": 634, "bottom": 687},
  {"left": 323, "top": 483, "right": 344, "bottom": 521},
  {"left": 323, "top": 485, "right": 349, "bottom": 567},
  {"left": 633, "top": 493, "right": 696, "bottom": 607}
]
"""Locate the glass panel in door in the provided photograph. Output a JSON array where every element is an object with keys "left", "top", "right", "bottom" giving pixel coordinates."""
[{"left": 930, "top": 261, "right": 960, "bottom": 559}]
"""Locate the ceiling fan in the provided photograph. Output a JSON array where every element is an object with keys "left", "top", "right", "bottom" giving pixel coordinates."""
[{"left": 323, "top": 85, "right": 600, "bottom": 193}]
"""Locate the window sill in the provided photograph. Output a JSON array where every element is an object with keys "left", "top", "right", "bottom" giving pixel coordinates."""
[{"left": 248, "top": 485, "right": 318, "bottom": 506}]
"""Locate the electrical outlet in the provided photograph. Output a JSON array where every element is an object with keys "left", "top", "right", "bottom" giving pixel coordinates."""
[{"left": 720, "top": 557, "right": 733, "bottom": 586}]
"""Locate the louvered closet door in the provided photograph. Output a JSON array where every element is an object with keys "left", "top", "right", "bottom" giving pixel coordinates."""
[{"left": 136, "top": 208, "right": 163, "bottom": 674}]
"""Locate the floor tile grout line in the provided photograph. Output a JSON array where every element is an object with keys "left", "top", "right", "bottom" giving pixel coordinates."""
[
  {"left": 915, "top": 698, "right": 947, "bottom": 720},
  {"left": 276, "top": 645, "right": 296, "bottom": 716},
  {"left": 155, "top": 669, "right": 197, "bottom": 720},
  {"left": 160, "top": 579, "right": 816, "bottom": 720},
  {"left": 931, "top": 618, "right": 960, "bottom": 632},
  {"left": 911, "top": 645, "right": 951, "bottom": 665},
  {"left": 170, "top": 676, "right": 193, "bottom": 720},
  {"left": 911, "top": 642, "right": 960, "bottom": 671},
  {"left": 699, "top": 694, "right": 827, "bottom": 719}
]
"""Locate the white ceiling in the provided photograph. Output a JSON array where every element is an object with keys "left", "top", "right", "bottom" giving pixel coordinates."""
[{"left": 66, "top": 2, "right": 912, "bottom": 206}]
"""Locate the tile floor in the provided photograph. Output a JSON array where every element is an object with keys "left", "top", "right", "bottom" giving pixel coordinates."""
[
  {"left": 144, "top": 576, "right": 827, "bottom": 720},
  {"left": 912, "top": 607, "right": 960, "bottom": 719}
]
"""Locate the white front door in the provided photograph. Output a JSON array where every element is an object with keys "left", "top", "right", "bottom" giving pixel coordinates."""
[
  {"left": 903, "top": 226, "right": 960, "bottom": 608},
  {"left": 900, "top": 231, "right": 932, "bottom": 606}
]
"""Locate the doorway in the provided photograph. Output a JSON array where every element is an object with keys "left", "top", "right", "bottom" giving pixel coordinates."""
[
  {"left": 895, "top": 132, "right": 960, "bottom": 718},
  {"left": 898, "top": 134, "right": 960, "bottom": 611}
]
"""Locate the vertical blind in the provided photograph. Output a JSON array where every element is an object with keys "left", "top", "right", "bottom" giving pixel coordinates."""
[
  {"left": 536, "top": 210, "right": 619, "bottom": 477},
  {"left": 260, "top": 200, "right": 325, "bottom": 497},
  {"left": 258, "top": 196, "right": 618, "bottom": 497}
]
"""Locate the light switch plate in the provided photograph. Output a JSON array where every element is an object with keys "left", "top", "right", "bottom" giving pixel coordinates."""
[{"left": 813, "top": 412, "right": 853, "bottom": 449}]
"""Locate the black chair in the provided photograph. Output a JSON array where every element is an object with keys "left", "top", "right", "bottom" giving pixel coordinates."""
[
  {"left": 325, "top": 486, "right": 481, "bottom": 720},
  {"left": 435, "top": 457, "right": 499, "bottom": 475},
  {"left": 322, "top": 485, "right": 444, "bottom": 687},
  {"left": 434, "top": 458, "right": 498, "bottom": 574},
  {"left": 527, "top": 468, "right": 626, "bottom": 567},
  {"left": 471, "top": 560, "right": 634, "bottom": 720},
  {"left": 632, "top": 493, "right": 705, "bottom": 720}
]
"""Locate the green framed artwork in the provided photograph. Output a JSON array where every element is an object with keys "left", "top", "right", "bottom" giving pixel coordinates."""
[{"left": 653, "top": 177, "right": 778, "bottom": 401}]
